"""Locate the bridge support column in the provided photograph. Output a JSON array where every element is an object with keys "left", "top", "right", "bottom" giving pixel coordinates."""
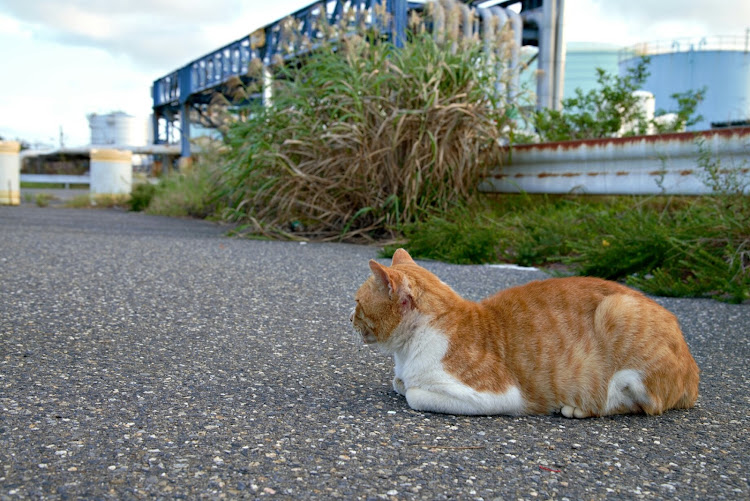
[
  {"left": 0, "top": 140, "right": 21, "bottom": 206},
  {"left": 178, "top": 66, "right": 192, "bottom": 162},
  {"left": 180, "top": 102, "right": 191, "bottom": 161}
]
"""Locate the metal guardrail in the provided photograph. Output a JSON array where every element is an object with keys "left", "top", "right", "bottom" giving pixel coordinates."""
[
  {"left": 21, "top": 174, "right": 90, "bottom": 188},
  {"left": 481, "top": 127, "right": 750, "bottom": 195}
]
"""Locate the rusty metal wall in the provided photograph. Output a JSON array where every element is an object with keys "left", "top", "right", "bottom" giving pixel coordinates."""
[{"left": 481, "top": 128, "right": 750, "bottom": 195}]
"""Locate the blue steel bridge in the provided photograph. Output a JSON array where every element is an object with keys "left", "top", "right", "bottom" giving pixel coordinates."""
[{"left": 151, "top": 0, "right": 565, "bottom": 159}]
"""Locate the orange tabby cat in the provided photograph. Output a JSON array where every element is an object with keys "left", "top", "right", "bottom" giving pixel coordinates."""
[{"left": 351, "top": 249, "right": 699, "bottom": 417}]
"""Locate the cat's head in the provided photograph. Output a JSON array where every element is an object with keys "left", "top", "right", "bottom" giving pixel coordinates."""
[{"left": 350, "top": 249, "right": 451, "bottom": 350}]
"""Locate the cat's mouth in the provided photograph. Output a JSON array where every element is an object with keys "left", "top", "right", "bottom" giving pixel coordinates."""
[
  {"left": 352, "top": 323, "right": 377, "bottom": 344},
  {"left": 360, "top": 332, "right": 377, "bottom": 344},
  {"left": 351, "top": 306, "right": 377, "bottom": 344}
]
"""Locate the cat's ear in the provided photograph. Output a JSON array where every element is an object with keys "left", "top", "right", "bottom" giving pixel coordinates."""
[
  {"left": 369, "top": 260, "right": 397, "bottom": 294},
  {"left": 369, "top": 259, "right": 415, "bottom": 311},
  {"left": 391, "top": 248, "right": 415, "bottom": 266}
]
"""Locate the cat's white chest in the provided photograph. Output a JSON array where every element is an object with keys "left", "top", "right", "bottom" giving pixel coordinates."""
[{"left": 391, "top": 323, "right": 525, "bottom": 416}]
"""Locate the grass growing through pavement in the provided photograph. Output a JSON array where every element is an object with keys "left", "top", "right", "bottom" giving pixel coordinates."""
[
  {"left": 66, "top": 194, "right": 130, "bottom": 209},
  {"left": 21, "top": 182, "right": 89, "bottom": 189},
  {"left": 145, "top": 150, "right": 225, "bottom": 219}
]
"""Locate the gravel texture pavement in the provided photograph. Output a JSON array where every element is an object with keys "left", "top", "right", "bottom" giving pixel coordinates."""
[{"left": 1, "top": 206, "right": 748, "bottom": 500}]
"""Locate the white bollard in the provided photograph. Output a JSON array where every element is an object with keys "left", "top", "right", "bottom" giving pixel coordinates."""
[
  {"left": 0, "top": 140, "right": 21, "bottom": 206},
  {"left": 90, "top": 149, "right": 132, "bottom": 196}
]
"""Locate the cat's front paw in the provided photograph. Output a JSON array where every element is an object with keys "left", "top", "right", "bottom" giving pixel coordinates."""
[
  {"left": 561, "top": 405, "right": 592, "bottom": 419},
  {"left": 393, "top": 377, "right": 406, "bottom": 396}
]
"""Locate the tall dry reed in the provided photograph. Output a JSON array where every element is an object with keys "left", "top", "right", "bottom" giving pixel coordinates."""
[{"left": 218, "top": 7, "right": 514, "bottom": 241}]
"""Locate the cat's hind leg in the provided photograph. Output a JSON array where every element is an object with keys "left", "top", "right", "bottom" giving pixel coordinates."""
[{"left": 603, "top": 369, "right": 651, "bottom": 415}]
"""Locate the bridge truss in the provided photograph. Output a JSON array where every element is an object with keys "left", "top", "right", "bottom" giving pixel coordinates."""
[{"left": 151, "top": 0, "right": 565, "bottom": 158}]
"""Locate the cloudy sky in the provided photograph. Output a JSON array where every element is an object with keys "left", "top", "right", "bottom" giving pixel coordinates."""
[{"left": 1, "top": 0, "right": 747, "bottom": 147}]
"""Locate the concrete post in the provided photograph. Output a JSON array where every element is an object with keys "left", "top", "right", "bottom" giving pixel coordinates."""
[
  {"left": 0, "top": 140, "right": 21, "bottom": 205},
  {"left": 90, "top": 149, "right": 133, "bottom": 196}
]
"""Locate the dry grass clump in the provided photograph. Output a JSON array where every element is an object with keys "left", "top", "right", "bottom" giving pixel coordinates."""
[{"left": 218, "top": 17, "right": 513, "bottom": 241}]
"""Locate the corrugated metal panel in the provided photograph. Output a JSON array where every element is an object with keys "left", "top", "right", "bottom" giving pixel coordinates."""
[{"left": 481, "top": 128, "right": 750, "bottom": 195}]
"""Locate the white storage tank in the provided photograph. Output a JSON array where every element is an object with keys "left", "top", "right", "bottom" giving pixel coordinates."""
[
  {"left": 88, "top": 111, "right": 147, "bottom": 146},
  {"left": 619, "top": 36, "right": 750, "bottom": 130}
]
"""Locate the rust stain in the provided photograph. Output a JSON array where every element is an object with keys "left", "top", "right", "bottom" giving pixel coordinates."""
[
  {"left": 514, "top": 173, "right": 525, "bottom": 178},
  {"left": 649, "top": 170, "right": 668, "bottom": 176},
  {"left": 587, "top": 172, "right": 600, "bottom": 177},
  {"left": 679, "top": 169, "right": 694, "bottom": 176},
  {"left": 562, "top": 172, "right": 581, "bottom": 177},
  {"left": 537, "top": 173, "right": 560, "bottom": 178},
  {"left": 719, "top": 168, "right": 750, "bottom": 174},
  {"left": 615, "top": 171, "right": 629, "bottom": 176},
  {"left": 506, "top": 127, "right": 750, "bottom": 153}
]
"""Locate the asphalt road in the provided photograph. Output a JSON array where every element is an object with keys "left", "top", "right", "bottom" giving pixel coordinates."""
[{"left": 1, "top": 206, "right": 748, "bottom": 500}]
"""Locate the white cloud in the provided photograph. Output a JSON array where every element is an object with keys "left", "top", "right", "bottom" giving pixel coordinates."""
[
  {"left": 596, "top": 0, "right": 750, "bottom": 38},
  {"left": 572, "top": 0, "right": 750, "bottom": 45}
]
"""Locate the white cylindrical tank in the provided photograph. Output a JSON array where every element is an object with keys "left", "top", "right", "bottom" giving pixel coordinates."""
[
  {"left": 0, "top": 140, "right": 21, "bottom": 205},
  {"left": 633, "top": 90, "right": 656, "bottom": 123},
  {"left": 88, "top": 112, "right": 147, "bottom": 146},
  {"left": 90, "top": 149, "right": 132, "bottom": 195}
]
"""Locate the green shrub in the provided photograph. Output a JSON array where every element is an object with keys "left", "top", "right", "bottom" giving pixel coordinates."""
[
  {"left": 35, "top": 193, "right": 54, "bottom": 207},
  {"left": 389, "top": 192, "right": 748, "bottom": 303},
  {"left": 128, "top": 183, "right": 158, "bottom": 212},
  {"left": 563, "top": 205, "right": 679, "bottom": 278},
  {"left": 625, "top": 197, "right": 750, "bottom": 303},
  {"left": 531, "top": 57, "right": 705, "bottom": 142},
  {"left": 147, "top": 153, "right": 223, "bottom": 219},
  {"left": 384, "top": 206, "right": 501, "bottom": 264}
]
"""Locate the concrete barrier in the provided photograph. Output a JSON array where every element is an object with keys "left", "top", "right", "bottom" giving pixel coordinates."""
[
  {"left": 481, "top": 128, "right": 750, "bottom": 195},
  {"left": 90, "top": 149, "right": 132, "bottom": 195},
  {"left": 0, "top": 141, "right": 21, "bottom": 205}
]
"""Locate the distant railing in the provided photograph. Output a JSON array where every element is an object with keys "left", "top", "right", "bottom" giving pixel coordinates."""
[
  {"left": 619, "top": 34, "right": 750, "bottom": 62},
  {"left": 20, "top": 174, "right": 90, "bottom": 188}
]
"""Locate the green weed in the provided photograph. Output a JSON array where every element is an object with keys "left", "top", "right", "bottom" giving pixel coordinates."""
[
  {"left": 146, "top": 152, "right": 224, "bottom": 219},
  {"left": 34, "top": 193, "right": 55, "bottom": 207},
  {"left": 128, "top": 183, "right": 158, "bottom": 212},
  {"left": 391, "top": 193, "right": 748, "bottom": 303},
  {"left": 65, "top": 194, "right": 130, "bottom": 209}
]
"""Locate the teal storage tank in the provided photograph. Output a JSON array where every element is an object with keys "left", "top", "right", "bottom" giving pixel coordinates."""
[
  {"left": 564, "top": 42, "right": 621, "bottom": 100},
  {"left": 619, "top": 36, "right": 750, "bottom": 130}
]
